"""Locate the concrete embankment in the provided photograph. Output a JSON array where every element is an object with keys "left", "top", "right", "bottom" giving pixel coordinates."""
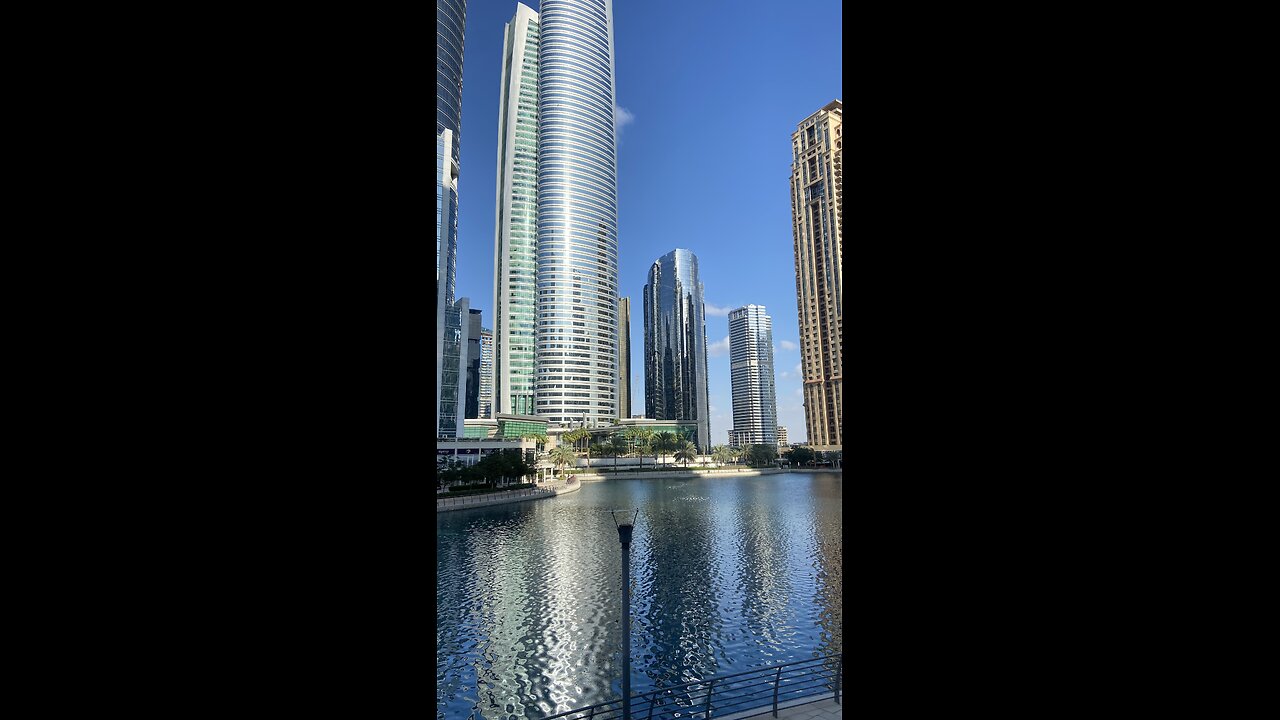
[
  {"left": 436, "top": 479, "right": 580, "bottom": 513},
  {"left": 574, "top": 467, "right": 798, "bottom": 481}
]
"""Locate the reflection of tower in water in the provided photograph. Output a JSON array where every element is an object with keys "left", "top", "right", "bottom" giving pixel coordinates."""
[
  {"left": 811, "top": 476, "right": 843, "bottom": 657},
  {"left": 633, "top": 487, "right": 727, "bottom": 690}
]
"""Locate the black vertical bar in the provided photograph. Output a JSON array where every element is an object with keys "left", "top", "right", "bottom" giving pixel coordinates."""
[
  {"left": 619, "top": 522, "right": 634, "bottom": 720},
  {"left": 704, "top": 679, "right": 715, "bottom": 719},
  {"left": 773, "top": 666, "right": 782, "bottom": 717}
]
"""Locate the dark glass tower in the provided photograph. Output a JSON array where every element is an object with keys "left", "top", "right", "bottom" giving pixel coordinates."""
[
  {"left": 436, "top": 0, "right": 468, "bottom": 437},
  {"left": 642, "top": 249, "right": 711, "bottom": 450}
]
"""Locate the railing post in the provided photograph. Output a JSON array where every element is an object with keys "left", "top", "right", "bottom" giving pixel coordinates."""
[
  {"left": 772, "top": 666, "right": 782, "bottom": 717},
  {"left": 704, "top": 679, "right": 715, "bottom": 719},
  {"left": 647, "top": 687, "right": 658, "bottom": 720},
  {"left": 833, "top": 655, "right": 842, "bottom": 705},
  {"left": 589, "top": 706, "right": 596, "bottom": 720}
]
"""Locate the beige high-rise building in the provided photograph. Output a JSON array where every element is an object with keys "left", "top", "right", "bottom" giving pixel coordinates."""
[{"left": 789, "top": 100, "right": 842, "bottom": 451}]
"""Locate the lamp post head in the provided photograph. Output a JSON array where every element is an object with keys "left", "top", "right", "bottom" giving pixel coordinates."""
[{"left": 617, "top": 522, "right": 634, "bottom": 545}]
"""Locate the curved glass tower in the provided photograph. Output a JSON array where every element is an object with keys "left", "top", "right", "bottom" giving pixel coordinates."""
[
  {"left": 535, "top": 0, "right": 619, "bottom": 426},
  {"left": 643, "top": 249, "right": 711, "bottom": 450},
  {"left": 437, "top": 0, "right": 466, "bottom": 163}
]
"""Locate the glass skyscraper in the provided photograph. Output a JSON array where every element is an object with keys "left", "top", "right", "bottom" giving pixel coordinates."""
[
  {"left": 643, "top": 249, "right": 711, "bottom": 450},
  {"left": 493, "top": 3, "right": 540, "bottom": 417},
  {"left": 436, "top": 0, "right": 468, "bottom": 438},
  {"left": 728, "top": 305, "right": 778, "bottom": 447},
  {"left": 534, "top": 0, "right": 619, "bottom": 427}
]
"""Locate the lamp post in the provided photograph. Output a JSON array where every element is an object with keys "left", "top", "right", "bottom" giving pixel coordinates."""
[{"left": 614, "top": 510, "right": 637, "bottom": 720}]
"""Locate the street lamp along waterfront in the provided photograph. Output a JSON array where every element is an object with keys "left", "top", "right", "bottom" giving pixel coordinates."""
[{"left": 612, "top": 509, "right": 638, "bottom": 720}]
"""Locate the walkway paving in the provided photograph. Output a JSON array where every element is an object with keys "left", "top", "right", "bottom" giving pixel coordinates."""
[{"left": 719, "top": 695, "right": 843, "bottom": 720}]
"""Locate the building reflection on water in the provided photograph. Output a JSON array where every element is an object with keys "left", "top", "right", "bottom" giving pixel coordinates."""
[{"left": 436, "top": 474, "right": 842, "bottom": 720}]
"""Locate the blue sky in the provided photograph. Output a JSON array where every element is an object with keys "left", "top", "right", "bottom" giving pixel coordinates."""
[{"left": 451, "top": 0, "right": 842, "bottom": 444}]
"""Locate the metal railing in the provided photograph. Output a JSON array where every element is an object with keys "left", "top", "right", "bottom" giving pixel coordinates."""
[
  {"left": 540, "top": 654, "right": 842, "bottom": 720},
  {"left": 435, "top": 487, "right": 552, "bottom": 509}
]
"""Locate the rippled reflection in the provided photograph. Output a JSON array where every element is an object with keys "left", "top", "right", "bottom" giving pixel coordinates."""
[{"left": 437, "top": 474, "right": 842, "bottom": 720}]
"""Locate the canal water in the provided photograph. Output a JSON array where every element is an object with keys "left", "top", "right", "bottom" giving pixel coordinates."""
[{"left": 436, "top": 472, "right": 843, "bottom": 720}]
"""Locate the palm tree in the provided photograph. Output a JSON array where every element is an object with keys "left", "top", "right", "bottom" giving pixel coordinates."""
[
  {"left": 674, "top": 440, "right": 697, "bottom": 468},
  {"left": 608, "top": 434, "right": 629, "bottom": 471},
  {"left": 625, "top": 428, "right": 654, "bottom": 469},
  {"left": 711, "top": 445, "right": 732, "bottom": 466},
  {"left": 548, "top": 446, "right": 578, "bottom": 478},
  {"left": 653, "top": 431, "right": 677, "bottom": 466}
]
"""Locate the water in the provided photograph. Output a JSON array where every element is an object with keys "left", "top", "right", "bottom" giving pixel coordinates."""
[{"left": 436, "top": 472, "right": 843, "bottom": 720}]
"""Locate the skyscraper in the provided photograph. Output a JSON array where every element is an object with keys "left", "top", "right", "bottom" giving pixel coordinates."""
[
  {"left": 728, "top": 305, "right": 778, "bottom": 447},
  {"left": 790, "top": 100, "right": 842, "bottom": 451},
  {"left": 479, "top": 329, "right": 494, "bottom": 419},
  {"left": 534, "top": 0, "right": 619, "bottom": 427},
  {"left": 492, "top": 3, "right": 540, "bottom": 417},
  {"left": 618, "top": 297, "right": 631, "bottom": 419},
  {"left": 465, "top": 309, "right": 483, "bottom": 419},
  {"left": 643, "top": 250, "right": 711, "bottom": 450},
  {"left": 436, "top": 0, "right": 468, "bottom": 438}
]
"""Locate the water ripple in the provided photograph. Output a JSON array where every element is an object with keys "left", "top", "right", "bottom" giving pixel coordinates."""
[{"left": 437, "top": 473, "right": 842, "bottom": 719}]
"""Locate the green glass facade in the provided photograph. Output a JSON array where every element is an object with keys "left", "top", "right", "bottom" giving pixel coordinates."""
[
  {"left": 494, "top": 5, "right": 540, "bottom": 418},
  {"left": 498, "top": 418, "right": 547, "bottom": 439}
]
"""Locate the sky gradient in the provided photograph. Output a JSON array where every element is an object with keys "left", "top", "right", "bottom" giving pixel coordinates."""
[{"left": 451, "top": 0, "right": 843, "bottom": 444}]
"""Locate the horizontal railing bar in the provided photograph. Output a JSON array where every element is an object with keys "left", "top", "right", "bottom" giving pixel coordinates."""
[{"left": 542, "top": 654, "right": 841, "bottom": 720}]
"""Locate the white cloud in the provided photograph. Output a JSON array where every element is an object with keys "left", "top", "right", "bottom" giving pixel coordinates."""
[
  {"left": 708, "top": 335, "right": 730, "bottom": 357},
  {"left": 794, "top": 388, "right": 803, "bottom": 397},
  {"left": 794, "top": 363, "right": 802, "bottom": 374},
  {"left": 704, "top": 302, "right": 730, "bottom": 317},
  {"left": 615, "top": 105, "right": 635, "bottom": 130},
  {"left": 779, "top": 340, "right": 798, "bottom": 352}
]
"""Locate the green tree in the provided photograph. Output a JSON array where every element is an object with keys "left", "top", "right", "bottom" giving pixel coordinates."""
[
  {"left": 605, "top": 434, "right": 629, "bottom": 471},
  {"left": 548, "top": 446, "right": 578, "bottom": 478},
  {"left": 711, "top": 445, "right": 732, "bottom": 466},
  {"left": 624, "top": 427, "right": 654, "bottom": 469},
  {"left": 787, "top": 446, "right": 816, "bottom": 467},
  {"left": 747, "top": 444, "right": 778, "bottom": 467},
  {"left": 674, "top": 440, "right": 697, "bottom": 467},
  {"left": 653, "top": 431, "right": 678, "bottom": 465}
]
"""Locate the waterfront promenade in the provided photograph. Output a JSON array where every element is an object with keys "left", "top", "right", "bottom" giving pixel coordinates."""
[{"left": 435, "top": 477, "right": 580, "bottom": 513}]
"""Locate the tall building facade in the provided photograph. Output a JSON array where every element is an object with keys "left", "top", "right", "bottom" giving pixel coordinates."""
[
  {"left": 465, "top": 309, "right": 483, "bottom": 419},
  {"left": 492, "top": 3, "right": 540, "bottom": 417},
  {"left": 642, "top": 250, "right": 711, "bottom": 450},
  {"left": 479, "top": 329, "right": 494, "bottom": 418},
  {"left": 777, "top": 426, "right": 789, "bottom": 447},
  {"left": 790, "top": 100, "right": 843, "bottom": 451},
  {"left": 436, "top": 0, "right": 468, "bottom": 438},
  {"left": 534, "top": 0, "right": 619, "bottom": 427},
  {"left": 728, "top": 305, "right": 778, "bottom": 447},
  {"left": 618, "top": 297, "right": 631, "bottom": 419}
]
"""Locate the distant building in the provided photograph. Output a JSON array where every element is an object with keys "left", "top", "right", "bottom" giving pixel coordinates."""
[
  {"left": 643, "top": 249, "right": 712, "bottom": 451},
  {"left": 465, "top": 309, "right": 483, "bottom": 419},
  {"left": 728, "top": 305, "right": 779, "bottom": 447},
  {"left": 790, "top": 100, "right": 843, "bottom": 451},
  {"left": 776, "top": 426, "right": 789, "bottom": 447},
  {"left": 479, "top": 329, "right": 494, "bottom": 418},
  {"left": 728, "top": 429, "right": 752, "bottom": 448},
  {"left": 618, "top": 297, "right": 631, "bottom": 420}
]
